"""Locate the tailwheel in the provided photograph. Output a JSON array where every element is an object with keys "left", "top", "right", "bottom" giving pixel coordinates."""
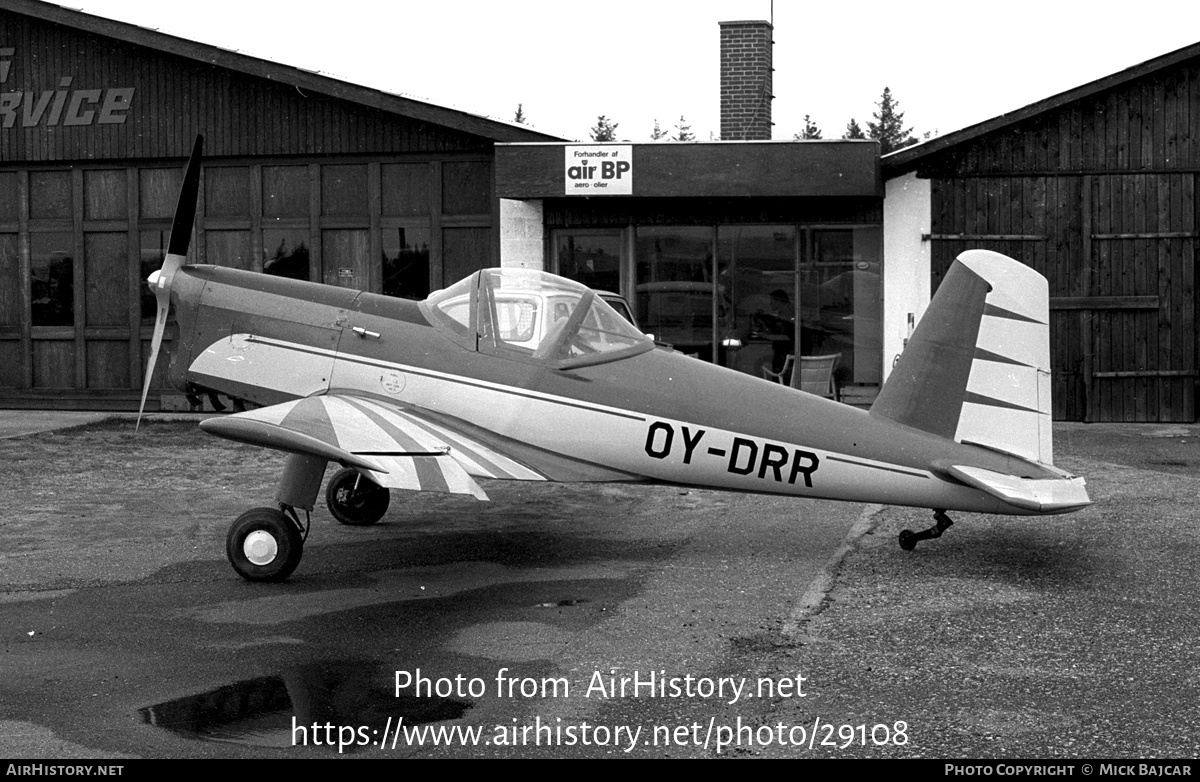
[
  {"left": 898, "top": 510, "right": 954, "bottom": 551},
  {"left": 326, "top": 468, "right": 390, "bottom": 526},
  {"left": 227, "top": 506, "right": 304, "bottom": 582}
]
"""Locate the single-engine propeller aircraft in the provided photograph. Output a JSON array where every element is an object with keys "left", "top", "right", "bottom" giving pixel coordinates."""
[{"left": 141, "top": 137, "right": 1090, "bottom": 582}]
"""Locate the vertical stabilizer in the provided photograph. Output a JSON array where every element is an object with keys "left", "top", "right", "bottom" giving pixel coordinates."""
[{"left": 872, "top": 250, "right": 1053, "bottom": 464}]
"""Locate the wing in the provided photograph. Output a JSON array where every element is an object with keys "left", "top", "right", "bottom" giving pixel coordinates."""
[{"left": 198, "top": 394, "right": 547, "bottom": 500}]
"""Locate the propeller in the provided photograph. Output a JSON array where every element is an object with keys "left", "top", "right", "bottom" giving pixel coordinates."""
[{"left": 137, "top": 135, "right": 204, "bottom": 430}]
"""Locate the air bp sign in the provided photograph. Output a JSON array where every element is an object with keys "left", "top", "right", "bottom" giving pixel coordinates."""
[{"left": 565, "top": 145, "right": 633, "bottom": 195}]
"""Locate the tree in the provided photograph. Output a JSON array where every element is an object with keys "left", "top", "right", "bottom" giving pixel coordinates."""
[
  {"left": 513, "top": 103, "right": 526, "bottom": 124},
  {"left": 867, "top": 87, "right": 917, "bottom": 154},
  {"left": 672, "top": 115, "right": 695, "bottom": 142},
  {"left": 843, "top": 117, "right": 866, "bottom": 140},
  {"left": 591, "top": 115, "right": 619, "bottom": 141},
  {"left": 793, "top": 114, "right": 822, "bottom": 140},
  {"left": 650, "top": 118, "right": 669, "bottom": 141}
]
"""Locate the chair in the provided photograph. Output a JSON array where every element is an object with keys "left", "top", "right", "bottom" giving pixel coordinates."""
[
  {"left": 761, "top": 354, "right": 794, "bottom": 385},
  {"left": 797, "top": 353, "right": 840, "bottom": 400}
]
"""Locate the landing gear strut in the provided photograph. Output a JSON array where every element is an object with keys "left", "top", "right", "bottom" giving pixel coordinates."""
[
  {"left": 226, "top": 453, "right": 326, "bottom": 582},
  {"left": 898, "top": 510, "right": 954, "bottom": 551}
]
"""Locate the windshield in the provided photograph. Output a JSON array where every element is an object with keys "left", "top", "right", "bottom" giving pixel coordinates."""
[{"left": 423, "top": 268, "right": 651, "bottom": 366}]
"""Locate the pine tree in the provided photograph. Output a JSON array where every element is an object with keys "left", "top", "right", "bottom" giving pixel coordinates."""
[
  {"left": 650, "top": 119, "right": 669, "bottom": 141},
  {"left": 793, "top": 114, "right": 823, "bottom": 140},
  {"left": 843, "top": 118, "right": 866, "bottom": 140},
  {"left": 591, "top": 115, "right": 619, "bottom": 141},
  {"left": 672, "top": 115, "right": 695, "bottom": 142},
  {"left": 513, "top": 104, "right": 526, "bottom": 124},
  {"left": 867, "top": 87, "right": 917, "bottom": 154}
]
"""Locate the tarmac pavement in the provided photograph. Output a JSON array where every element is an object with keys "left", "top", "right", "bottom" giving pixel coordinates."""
[{"left": 0, "top": 414, "right": 1197, "bottom": 758}]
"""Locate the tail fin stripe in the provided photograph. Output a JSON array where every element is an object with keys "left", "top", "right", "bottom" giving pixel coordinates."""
[
  {"left": 983, "top": 303, "right": 1045, "bottom": 325},
  {"left": 964, "top": 392, "right": 1040, "bottom": 414},
  {"left": 974, "top": 347, "right": 1031, "bottom": 367}
]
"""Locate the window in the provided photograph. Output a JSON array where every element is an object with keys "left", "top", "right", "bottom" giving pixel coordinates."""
[
  {"left": 0, "top": 234, "right": 19, "bottom": 327},
  {"left": 0, "top": 173, "right": 17, "bottom": 221},
  {"left": 84, "top": 233, "right": 127, "bottom": 327},
  {"left": 263, "top": 166, "right": 309, "bottom": 218},
  {"left": 140, "top": 230, "right": 170, "bottom": 325},
  {"left": 322, "top": 165, "right": 368, "bottom": 216},
  {"left": 322, "top": 229, "right": 369, "bottom": 288},
  {"left": 554, "top": 231, "right": 622, "bottom": 293},
  {"left": 424, "top": 269, "right": 650, "bottom": 366},
  {"left": 31, "top": 232, "right": 74, "bottom": 327},
  {"left": 139, "top": 168, "right": 182, "bottom": 220},
  {"left": 382, "top": 227, "right": 430, "bottom": 300},
  {"left": 206, "top": 231, "right": 253, "bottom": 271},
  {"left": 30, "top": 171, "right": 71, "bottom": 220},
  {"left": 442, "top": 161, "right": 491, "bottom": 216},
  {"left": 205, "top": 167, "right": 251, "bottom": 217},
  {"left": 382, "top": 164, "right": 431, "bottom": 217},
  {"left": 84, "top": 170, "right": 127, "bottom": 220},
  {"left": 263, "top": 229, "right": 311, "bottom": 281},
  {"left": 442, "top": 227, "right": 490, "bottom": 288},
  {"left": 717, "top": 225, "right": 797, "bottom": 377},
  {"left": 635, "top": 226, "right": 714, "bottom": 360}
]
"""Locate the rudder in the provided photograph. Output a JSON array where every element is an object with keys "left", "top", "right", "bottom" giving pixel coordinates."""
[{"left": 872, "top": 250, "right": 1053, "bottom": 464}]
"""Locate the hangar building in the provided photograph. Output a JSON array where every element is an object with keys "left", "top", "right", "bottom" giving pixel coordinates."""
[
  {"left": 884, "top": 41, "right": 1200, "bottom": 423},
  {"left": 4, "top": 0, "right": 1198, "bottom": 424},
  {"left": 0, "top": 0, "right": 556, "bottom": 409},
  {"left": 1, "top": 7, "right": 887, "bottom": 411}
]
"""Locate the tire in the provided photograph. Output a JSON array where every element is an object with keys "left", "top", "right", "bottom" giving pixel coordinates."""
[
  {"left": 227, "top": 507, "right": 304, "bottom": 582},
  {"left": 325, "top": 468, "right": 390, "bottom": 526}
]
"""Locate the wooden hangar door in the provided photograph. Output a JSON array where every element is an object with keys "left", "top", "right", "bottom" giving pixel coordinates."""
[
  {"left": 1074, "top": 173, "right": 1196, "bottom": 423},
  {"left": 929, "top": 173, "right": 1197, "bottom": 423}
]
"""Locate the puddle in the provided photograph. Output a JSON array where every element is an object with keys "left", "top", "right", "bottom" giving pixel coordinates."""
[{"left": 139, "top": 660, "right": 471, "bottom": 750}]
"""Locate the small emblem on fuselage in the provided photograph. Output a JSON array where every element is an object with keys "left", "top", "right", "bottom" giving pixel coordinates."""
[{"left": 381, "top": 371, "right": 406, "bottom": 396}]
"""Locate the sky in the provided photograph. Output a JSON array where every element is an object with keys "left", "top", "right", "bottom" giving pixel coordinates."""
[{"left": 59, "top": 0, "right": 1200, "bottom": 143}]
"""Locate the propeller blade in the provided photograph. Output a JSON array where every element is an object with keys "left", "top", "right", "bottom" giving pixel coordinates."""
[{"left": 137, "top": 135, "right": 204, "bottom": 430}]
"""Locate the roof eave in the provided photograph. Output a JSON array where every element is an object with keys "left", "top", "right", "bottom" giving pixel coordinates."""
[
  {"left": 883, "top": 38, "right": 1200, "bottom": 178},
  {"left": 7, "top": 0, "right": 563, "bottom": 144}
]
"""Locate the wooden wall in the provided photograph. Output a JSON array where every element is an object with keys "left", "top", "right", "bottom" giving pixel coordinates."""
[
  {"left": 920, "top": 58, "right": 1200, "bottom": 422},
  {"left": 0, "top": 7, "right": 507, "bottom": 407},
  {"left": 0, "top": 8, "right": 493, "bottom": 163}
]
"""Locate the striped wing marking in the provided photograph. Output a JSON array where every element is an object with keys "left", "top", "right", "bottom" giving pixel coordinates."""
[{"left": 203, "top": 394, "right": 546, "bottom": 499}]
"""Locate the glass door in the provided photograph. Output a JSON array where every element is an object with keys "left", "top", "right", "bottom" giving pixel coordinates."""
[
  {"left": 717, "top": 225, "right": 798, "bottom": 378},
  {"left": 553, "top": 230, "right": 624, "bottom": 295}
]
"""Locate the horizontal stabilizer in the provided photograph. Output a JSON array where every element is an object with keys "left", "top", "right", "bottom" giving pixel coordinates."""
[{"left": 944, "top": 464, "right": 1091, "bottom": 513}]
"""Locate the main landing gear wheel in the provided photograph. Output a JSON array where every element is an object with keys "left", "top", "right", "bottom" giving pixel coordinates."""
[
  {"left": 898, "top": 510, "right": 954, "bottom": 551},
  {"left": 227, "top": 507, "right": 304, "bottom": 582},
  {"left": 326, "top": 468, "right": 390, "bottom": 526}
]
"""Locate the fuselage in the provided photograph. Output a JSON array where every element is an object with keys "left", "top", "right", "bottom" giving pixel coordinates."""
[{"left": 167, "top": 265, "right": 1065, "bottom": 516}]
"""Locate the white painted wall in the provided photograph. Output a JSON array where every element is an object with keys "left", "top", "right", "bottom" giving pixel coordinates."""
[
  {"left": 882, "top": 172, "right": 931, "bottom": 383},
  {"left": 499, "top": 198, "right": 545, "bottom": 269}
]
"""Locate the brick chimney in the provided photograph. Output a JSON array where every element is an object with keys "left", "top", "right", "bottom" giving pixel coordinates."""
[{"left": 719, "top": 20, "right": 774, "bottom": 141}]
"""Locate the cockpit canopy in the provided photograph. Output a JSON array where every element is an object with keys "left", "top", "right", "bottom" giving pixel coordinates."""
[{"left": 422, "top": 268, "right": 652, "bottom": 367}]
